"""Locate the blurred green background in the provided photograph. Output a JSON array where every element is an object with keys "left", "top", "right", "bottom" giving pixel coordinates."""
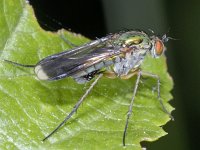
[{"left": 28, "top": 0, "right": 199, "bottom": 149}]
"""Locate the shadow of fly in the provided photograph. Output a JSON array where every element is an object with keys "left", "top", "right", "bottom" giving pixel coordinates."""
[{"left": 4, "top": 30, "right": 174, "bottom": 146}]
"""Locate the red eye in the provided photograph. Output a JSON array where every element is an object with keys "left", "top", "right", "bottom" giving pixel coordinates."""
[{"left": 155, "top": 40, "right": 164, "bottom": 56}]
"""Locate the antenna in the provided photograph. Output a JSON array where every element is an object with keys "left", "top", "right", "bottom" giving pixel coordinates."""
[{"left": 162, "top": 34, "right": 179, "bottom": 43}]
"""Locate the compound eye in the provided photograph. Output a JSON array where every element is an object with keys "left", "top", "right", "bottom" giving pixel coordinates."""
[
  {"left": 155, "top": 40, "right": 164, "bottom": 56},
  {"left": 125, "top": 37, "right": 143, "bottom": 46}
]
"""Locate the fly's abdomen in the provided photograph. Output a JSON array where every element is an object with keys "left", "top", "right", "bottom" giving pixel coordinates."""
[
  {"left": 72, "top": 59, "right": 115, "bottom": 84},
  {"left": 35, "top": 65, "right": 50, "bottom": 80},
  {"left": 35, "top": 63, "right": 70, "bottom": 81}
]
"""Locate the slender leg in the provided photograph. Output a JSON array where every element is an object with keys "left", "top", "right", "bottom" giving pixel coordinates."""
[
  {"left": 140, "top": 71, "right": 174, "bottom": 120},
  {"left": 3, "top": 59, "right": 35, "bottom": 68},
  {"left": 122, "top": 70, "right": 174, "bottom": 146},
  {"left": 59, "top": 30, "right": 79, "bottom": 47},
  {"left": 123, "top": 70, "right": 142, "bottom": 146},
  {"left": 42, "top": 74, "right": 103, "bottom": 141}
]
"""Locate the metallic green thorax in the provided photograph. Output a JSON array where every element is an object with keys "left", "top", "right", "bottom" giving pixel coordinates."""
[{"left": 111, "top": 31, "right": 151, "bottom": 48}]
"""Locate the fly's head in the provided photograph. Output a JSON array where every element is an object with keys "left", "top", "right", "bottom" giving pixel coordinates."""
[{"left": 149, "top": 34, "right": 169, "bottom": 58}]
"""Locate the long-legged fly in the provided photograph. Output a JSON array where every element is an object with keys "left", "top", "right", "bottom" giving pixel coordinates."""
[{"left": 4, "top": 30, "right": 173, "bottom": 146}]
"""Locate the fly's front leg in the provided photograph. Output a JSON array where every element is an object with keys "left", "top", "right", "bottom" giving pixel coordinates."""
[
  {"left": 141, "top": 71, "right": 174, "bottom": 120},
  {"left": 42, "top": 74, "right": 103, "bottom": 141}
]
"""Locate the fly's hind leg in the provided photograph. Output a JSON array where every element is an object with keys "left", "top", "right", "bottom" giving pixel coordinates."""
[
  {"left": 59, "top": 30, "right": 80, "bottom": 47},
  {"left": 42, "top": 74, "right": 103, "bottom": 141}
]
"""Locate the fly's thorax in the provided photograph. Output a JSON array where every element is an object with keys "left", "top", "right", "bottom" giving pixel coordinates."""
[
  {"left": 113, "top": 48, "right": 147, "bottom": 76},
  {"left": 109, "top": 30, "right": 152, "bottom": 76},
  {"left": 111, "top": 30, "right": 152, "bottom": 50}
]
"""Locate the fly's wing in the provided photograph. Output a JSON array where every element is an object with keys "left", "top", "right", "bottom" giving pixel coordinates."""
[
  {"left": 35, "top": 40, "right": 121, "bottom": 81},
  {"left": 38, "top": 36, "right": 110, "bottom": 62}
]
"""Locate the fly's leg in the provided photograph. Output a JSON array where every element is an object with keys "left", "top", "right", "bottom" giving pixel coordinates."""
[
  {"left": 140, "top": 71, "right": 174, "bottom": 120},
  {"left": 2, "top": 59, "right": 35, "bottom": 68},
  {"left": 122, "top": 70, "right": 174, "bottom": 146},
  {"left": 123, "top": 70, "right": 142, "bottom": 146},
  {"left": 42, "top": 74, "right": 103, "bottom": 141},
  {"left": 59, "top": 30, "right": 79, "bottom": 47}
]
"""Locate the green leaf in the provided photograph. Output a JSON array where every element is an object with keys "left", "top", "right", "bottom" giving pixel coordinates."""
[{"left": 0, "top": 0, "right": 174, "bottom": 149}]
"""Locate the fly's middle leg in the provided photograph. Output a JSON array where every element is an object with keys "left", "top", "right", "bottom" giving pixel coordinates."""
[
  {"left": 123, "top": 70, "right": 142, "bottom": 146},
  {"left": 140, "top": 71, "right": 174, "bottom": 120},
  {"left": 42, "top": 74, "right": 103, "bottom": 141}
]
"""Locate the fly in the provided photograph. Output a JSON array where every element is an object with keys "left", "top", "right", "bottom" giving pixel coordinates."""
[{"left": 4, "top": 30, "right": 174, "bottom": 146}]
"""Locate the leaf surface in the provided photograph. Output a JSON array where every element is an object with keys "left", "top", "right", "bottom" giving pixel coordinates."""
[{"left": 0, "top": 1, "right": 174, "bottom": 149}]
